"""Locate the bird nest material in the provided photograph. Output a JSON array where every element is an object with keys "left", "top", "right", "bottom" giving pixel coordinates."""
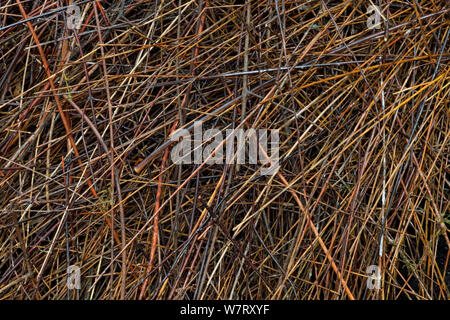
[{"left": 0, "top": 0, "right": 449, "bottom": 300}]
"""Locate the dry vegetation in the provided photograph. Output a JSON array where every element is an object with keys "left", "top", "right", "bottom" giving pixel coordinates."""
[{"left": 0, "top": 0, "right": 449, "bottom": 299}]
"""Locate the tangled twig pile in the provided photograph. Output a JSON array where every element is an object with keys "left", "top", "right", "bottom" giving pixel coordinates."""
[{"left": 0, "top": 0, "right": 449, "bottom": 299}]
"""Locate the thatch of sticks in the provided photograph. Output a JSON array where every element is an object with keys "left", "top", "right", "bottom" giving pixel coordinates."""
[{"left": 0, "top": 0, "right": 449, "bottom": 299}]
